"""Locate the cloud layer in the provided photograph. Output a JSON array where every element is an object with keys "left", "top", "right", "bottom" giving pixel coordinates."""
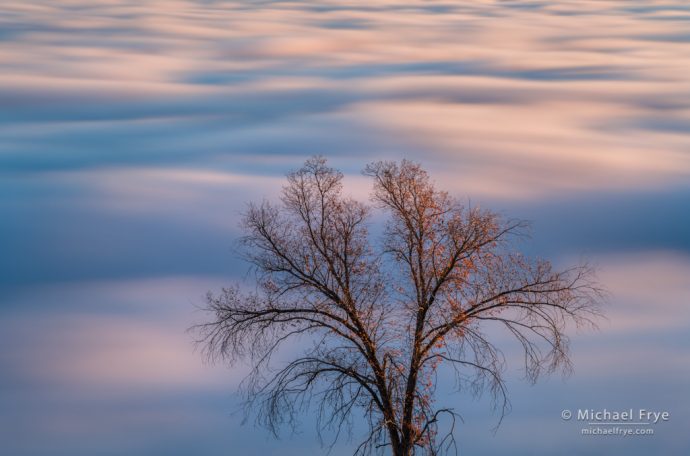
[
  {"left": 1, "top": 1, "right": 690, "bottom": 455},
  {"left": 2, "top": 0, "right": 690, "bottom": 196}
]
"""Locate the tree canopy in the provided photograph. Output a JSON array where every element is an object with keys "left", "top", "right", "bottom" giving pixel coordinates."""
[{"left": 196, "top": 157, "right": 603, "bottom": 456}]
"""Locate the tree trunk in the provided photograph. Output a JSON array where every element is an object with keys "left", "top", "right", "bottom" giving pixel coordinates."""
[{"left": 393, "top": 443, "right": 413, "bottom": 456}]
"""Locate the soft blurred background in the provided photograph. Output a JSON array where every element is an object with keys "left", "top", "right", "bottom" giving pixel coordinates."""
[{"left": 1, "top": 1, "right": 689, "bottom": 455}]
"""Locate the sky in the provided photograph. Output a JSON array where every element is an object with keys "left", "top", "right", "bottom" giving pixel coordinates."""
[{"left": 1, "top": 1, "right": 689, "bottom": 455}]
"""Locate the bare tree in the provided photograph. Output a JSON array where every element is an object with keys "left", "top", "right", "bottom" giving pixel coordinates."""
[{"left": 195, "top": 157, "right": 602, "bottom": 456}]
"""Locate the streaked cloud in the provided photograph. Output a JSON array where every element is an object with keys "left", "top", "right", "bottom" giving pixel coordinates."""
[
  {"left": 2, "top": 1, "right": 690, "bottom": 455},
  {"left": 3, "top": 252, "right": 689, "bottom": 455},
  {"left": 1, "top": 0, "right": 690, "bottom": 196},
  {"left": 0, "top": 276, "right": 238, "bottom": 391}
]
